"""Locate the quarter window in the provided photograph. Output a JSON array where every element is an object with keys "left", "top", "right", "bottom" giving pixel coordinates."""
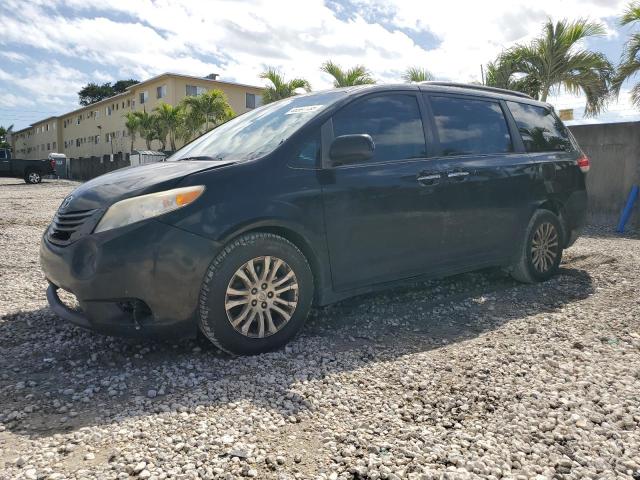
[
  {"left": 332, "top": 94, "right": 426, "bottom": 163},
  {"left": 507, "top": 101, "right": 574, "bottom": 153},
  {"left": 292, "top": 130, "right": 321, "bottom": 167},
  {"left": 429, "top": 96, "right": 512, "bottom": 156}
]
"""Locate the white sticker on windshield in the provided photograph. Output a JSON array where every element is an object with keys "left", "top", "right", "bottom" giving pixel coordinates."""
[{"left": 285, "top": 105, "right": 323, "bottom": 115}]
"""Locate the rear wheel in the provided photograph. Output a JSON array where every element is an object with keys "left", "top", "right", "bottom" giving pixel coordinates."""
[
  {"left": 198, "top": 232, "right": 314, "bottom": 355},
  {"left": 24, "top": 170, "right": 42, "bottom": 184},
  {"left": 511, "top": 210, "right": 563, "bottom": 283}
]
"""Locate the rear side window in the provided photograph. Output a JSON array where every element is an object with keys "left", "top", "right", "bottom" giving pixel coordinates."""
[
  {"left": 507, "top": 101, "right": 573, "bottom": 153},
  {"left": 332, "top": 94, "right": 426, "bottom": 163},
  {"left": 429, "top": 96, "right": 512, "bottom": 156}
]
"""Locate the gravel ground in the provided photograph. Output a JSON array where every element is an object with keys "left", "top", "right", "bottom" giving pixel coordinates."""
[{"left": 0, "top": 177, "right": 639, "bottom": 480}]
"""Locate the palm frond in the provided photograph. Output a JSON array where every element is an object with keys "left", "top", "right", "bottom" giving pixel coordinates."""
[
  {"left": 402, "top": 67, "right": 434, "bottom": 83},
  {"left": 621, "top": 1, "right": 640, "bottom": 25}
]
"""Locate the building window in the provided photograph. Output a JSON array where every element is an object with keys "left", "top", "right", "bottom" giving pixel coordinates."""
[
  {"left": 47, "top": 143, "right": 50, "bottom": 150},
  {"left": 127, "top": 99, "right": 130, "bottom": 107},
  {"left": 53, "top": 142, "right": 56, "bottom": 150},
  {"left": 76, "top": 115, "right": 81, "bottom": 125},
  {"left": 76, "top": 139, "right": 80, "bottom": 147},
  {"left": 106, "top": 106, "right": 112, "bottom": 116},
  {"left": 186, "top": 85, "right": 206, "bottom": 96},
  {"left": 157, "top": 85, "right": 167, "bottom": 99},
  {"left": 139, "top": 91, "right": 149, "bottom": 104},
  {"left": 246, "top": 93, "right": 256, "bottom": 109}
]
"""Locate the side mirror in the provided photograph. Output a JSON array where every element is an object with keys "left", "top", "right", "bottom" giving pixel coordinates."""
[{"left": 329, "top": 134, "right": 374, "bottom": 165}]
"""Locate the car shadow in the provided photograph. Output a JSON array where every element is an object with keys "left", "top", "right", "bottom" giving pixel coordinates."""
[{"left": 0, "top": 262, "right": 595, "bottom": 439}]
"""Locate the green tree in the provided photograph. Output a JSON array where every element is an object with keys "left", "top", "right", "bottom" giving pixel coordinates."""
[
  {"left": 0, "top": 124, "right": 13, "bottom": 149},
  {"left": 132, "top": 111, "right": 155, "bottom": 150},
  {"left": 153, "top": 103, "right": 183, "bottom": 151},
  {"left": 485, "top": 58, "right": 542, "bottom": 98},
  {"left": 260, "top": 68, "right": 311, "bottom": 104},
  {"left": 124, "top": 112, "right": 139, "bottom": 152},
  {"left": 493, "top": 19, "right": 613, "bottom": 116},
  {"left": 612, "top": 2, "right": 640, "bottom": 107},
  {"left": 181, "top": 89, "right": 234, "bottom": 134},
  {"left": 78, "top": 79, "right": 139, "bottom": 106},
  {"left": 321, "top": 60, "right": 375, "bottom": 87},
  {"left": 402, "top": 67, "right": 434, "bottom": 83}
]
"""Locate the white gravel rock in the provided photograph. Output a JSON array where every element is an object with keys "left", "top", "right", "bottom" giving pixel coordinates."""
[{"left": 0, "top": 178, "right": 639, "bottom": 479}]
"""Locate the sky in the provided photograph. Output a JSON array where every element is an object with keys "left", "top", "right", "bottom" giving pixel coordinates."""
[{"left": 0, "top": 0, "right": 639, "bottom": 130}]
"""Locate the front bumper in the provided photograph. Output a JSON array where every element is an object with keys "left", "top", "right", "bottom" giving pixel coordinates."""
[{"left": 40, "top": 219, "right": 221, "bottom": 339}]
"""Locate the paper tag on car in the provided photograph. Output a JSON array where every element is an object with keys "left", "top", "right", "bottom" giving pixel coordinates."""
[{"left": 285, "top": 105, "right": 323, "bottom": 115}]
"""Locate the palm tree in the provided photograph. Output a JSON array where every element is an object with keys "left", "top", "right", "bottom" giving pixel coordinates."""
[
  {"left": 613, "top": 2, "right": 640, "bottom": 108},
  {"left": 123, "top": 113, "right": 139, "bottom": 152},
  {"left": 132, "top": 111, "right": 155, "bottom": 150},
  {"left": 153, "top": 103, "right": 183, "bottom": 151},
  {"left": 494, "top": 19, "right": 613, "bottom": 116},
  {"left": 0, "top": 124, "right": 13, "bottom": 149},
  {"left": 260, "top": 67, "right": 311, "bottom": 104},
  {"left": 321, "top": 60, "right": 375, "bottom": 87},
  {"left": 181, "top": 89, "right": 235, "bottom": 134},
  {"left": 402, "top": 67, "right": 434, "bottom": 83},
  {"left": 485, "top": 59, "right": 542, "bottom": 99}
]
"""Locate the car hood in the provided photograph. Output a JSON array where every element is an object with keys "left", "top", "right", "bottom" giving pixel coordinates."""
[{"left": 61, "top": 161, "right": 235, "bottom": 211}]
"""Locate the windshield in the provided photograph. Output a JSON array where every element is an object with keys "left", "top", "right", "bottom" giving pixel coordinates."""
[{"left": 168, "top": 90, "right": 346, "bottom": 162}]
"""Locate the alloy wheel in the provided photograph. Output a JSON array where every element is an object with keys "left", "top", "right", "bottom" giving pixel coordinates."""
[
  {"left": 531, "top": 222, "right": 559, "bottom": 273},
  {"left": 28, "top": 172, "right": 41, "bottom": 183},
  {"left": 225, "top": 256, "right": 299, "bottom": 338}
]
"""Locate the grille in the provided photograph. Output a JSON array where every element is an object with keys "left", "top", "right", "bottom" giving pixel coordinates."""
[{"left": 48, "top": 209, "right": 97, "bottom": 246}]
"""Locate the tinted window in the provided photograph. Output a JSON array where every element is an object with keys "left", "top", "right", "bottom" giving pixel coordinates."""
[
  {"left": 429, "top": 96, "right": 512, "bottom": 156},
  {"left": 333, "top": 94, "right": 426, "bottom": 162},
  {"left": 292, "top": 130, "right": 320, "bottom": 167},
  {"left": 507, "top": 101, "right": 573, "bottom": 153}
]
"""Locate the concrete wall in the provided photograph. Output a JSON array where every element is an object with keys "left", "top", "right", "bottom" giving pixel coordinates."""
[{"left": 568, "top": 121, "right": 640, "bottom": 228}]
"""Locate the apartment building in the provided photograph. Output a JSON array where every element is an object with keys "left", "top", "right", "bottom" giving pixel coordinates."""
[{"left": 11, "top": 73, "right": 264, "bottom": 160}]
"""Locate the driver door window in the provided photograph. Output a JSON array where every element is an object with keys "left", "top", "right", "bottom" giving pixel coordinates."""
[{"left": 332, "top": 94, "right": 427, "bottom": 163}]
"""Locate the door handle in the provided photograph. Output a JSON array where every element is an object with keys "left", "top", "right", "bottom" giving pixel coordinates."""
[
  {"left": 417, "top": 174, "right": 440, "bottom": 182},
  {"left": 447, "top": 171, "right": 469, "bottom": 178}
]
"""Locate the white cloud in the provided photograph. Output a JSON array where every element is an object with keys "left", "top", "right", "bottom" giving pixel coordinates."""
[{"left": 0, "top": 0, "right": 638, "bottom": 127}]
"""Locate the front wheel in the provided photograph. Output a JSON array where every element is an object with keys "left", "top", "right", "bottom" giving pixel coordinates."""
[
  {"left": 25, "top": 170, "right": 42, "bottom": 184},
  {"left": 198, "top": 233, "right": 314, "bottom": 355},
  {"left": 510, "top": 210, "right": 564, "bottom": 283}
]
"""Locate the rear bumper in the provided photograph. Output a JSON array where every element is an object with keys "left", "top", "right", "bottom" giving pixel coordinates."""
[{"left": 40, "top": 219, "right": 222, "bottom": 340}]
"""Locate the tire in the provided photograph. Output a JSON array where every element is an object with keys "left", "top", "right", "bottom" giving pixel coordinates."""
[
  {"left": 24, "top": 170, "right": 42, "bottom": 184},
  {"left": 198, "top": 232, "right": 314, "bottom": 355},
  {"left": 510, "top": 209, "right": 564, "bottom": 283}
]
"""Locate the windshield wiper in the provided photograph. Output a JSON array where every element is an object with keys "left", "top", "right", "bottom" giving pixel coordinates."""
[{"left": 178, "top": 155, "right": 225, "bottom": 161}]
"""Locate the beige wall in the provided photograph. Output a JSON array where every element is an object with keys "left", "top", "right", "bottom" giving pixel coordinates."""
[
  {"left": 11, "top": 74, "right": 264, "bottom": 160},
  {"left": 12, "top": 118, "right": 61, "bottom": 160}
]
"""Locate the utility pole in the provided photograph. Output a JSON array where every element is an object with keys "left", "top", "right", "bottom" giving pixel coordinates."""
[{"left": 480, "top": 64, "right": 485, "bottom": 85}]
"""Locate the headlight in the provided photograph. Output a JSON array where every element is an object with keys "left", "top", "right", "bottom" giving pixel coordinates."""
[{"left": 94, "top": 185, "right": 205, "bottom": 233}]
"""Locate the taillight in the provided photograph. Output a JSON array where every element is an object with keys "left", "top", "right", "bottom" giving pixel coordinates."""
[{"left": 576, "top": 154, "right": 590, "bottom": 173}]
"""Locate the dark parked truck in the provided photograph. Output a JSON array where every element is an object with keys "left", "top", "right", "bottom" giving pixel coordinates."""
[
  {"left": 40, "top": 82, "right": 588, "bottom": 355},
  {"left": 0, "top": 148, "right": 56, "bottom": 183}
]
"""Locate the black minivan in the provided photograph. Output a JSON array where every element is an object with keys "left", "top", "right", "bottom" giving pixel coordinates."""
[{"left": 41, "top": 82, "right": 588, "bottom": 354}]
